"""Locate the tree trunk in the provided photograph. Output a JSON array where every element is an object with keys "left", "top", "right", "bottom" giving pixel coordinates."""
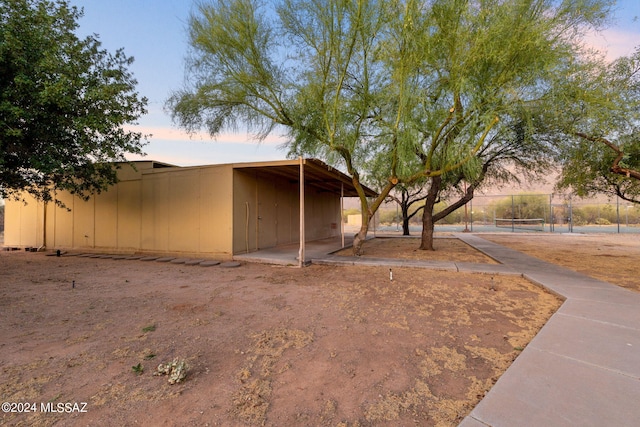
[
  {"left": 348, "top": 173, "right": 395, "bottom": 256},
  {"left": 420, "top": 208, "right": 436, "bottom": 250},
  {"left": 419, "top": 176, "right": 441, "bottom": 251},
  {"left": 402, "top": 206, "right": 410, "bottom": 235},
  {"left": 419, "top": 175, "right": 477, "bottom": 251},
  {"left": 352, "top": 214, "right": 370, "bottom": 255}
]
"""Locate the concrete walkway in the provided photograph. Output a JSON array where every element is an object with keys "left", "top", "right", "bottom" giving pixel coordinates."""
[{"left": 454, "top": 234, "right": 640, "bottom": 427}]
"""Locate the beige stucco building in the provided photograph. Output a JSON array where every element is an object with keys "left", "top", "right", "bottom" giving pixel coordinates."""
[{"left": 3, "top": 159, "right": 374, "bottom": 259}]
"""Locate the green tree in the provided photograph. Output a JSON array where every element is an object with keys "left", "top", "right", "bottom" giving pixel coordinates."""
[
  {"left": 420, "top": 111, "right": 556, "bottom": 249},
  {"left": 554, "top": 47, "right": 640, "bottom": 203},
  {"left": 406, "top": 0, "right": 609, "bottom": 250},
  {"left": 368, "top": 158, "right": 428, "bottom": 236},
  {"left": 169, "top": 0, "right": 504, "bottom": 255},
  {"left": 387, "top": 182, "right": 428, "bottom": 236},
  {"left": 168, "top": 0, "right": 611, "bottom": 254},
  {"left": 0, "top": 0, "right": 148, "bottom": 203}
]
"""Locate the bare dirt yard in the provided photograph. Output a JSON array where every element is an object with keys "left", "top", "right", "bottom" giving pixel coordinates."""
[
  {"left": 3, "top": 232, "right": 622, "bottom": 426},
  {"left": 335, "top": 237, "right": 497, "bottom": 264},
  {"left": 481, "top": 232, "right": 640, "bottom": 292}
]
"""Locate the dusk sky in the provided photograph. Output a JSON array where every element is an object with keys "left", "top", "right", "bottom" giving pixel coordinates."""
[{"left": 68, "top": 0, "right": 640, "bottom": 167}]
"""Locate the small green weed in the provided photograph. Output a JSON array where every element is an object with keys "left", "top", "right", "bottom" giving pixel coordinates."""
[
  {"left": 48, "top": 394, "right": 62, "bottom": 403},
  {"left": 132, "top": 363, "right": 144, "bottom": 375}
]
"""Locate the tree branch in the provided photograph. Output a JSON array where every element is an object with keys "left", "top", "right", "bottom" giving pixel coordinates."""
[{"left": 575, "top": 132, "right": 640, "bottom": 181}]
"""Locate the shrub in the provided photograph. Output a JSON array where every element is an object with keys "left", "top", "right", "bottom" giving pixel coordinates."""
[{"left": 595, "top": 217, "right": 611, "bottom": 225}]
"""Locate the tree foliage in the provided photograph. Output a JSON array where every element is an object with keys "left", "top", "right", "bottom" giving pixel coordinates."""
[
  {"left": 554, "top": 47, "right": 640, "bottom": 203},
  {"left": 406, "top": 0, "right": 612, "bottom": 249},
  {"left": 169, "top": 0, "right": 613, "bottom": 253},
  {"left": 0, "top": 0, "right": 148, "bottom": 202}
]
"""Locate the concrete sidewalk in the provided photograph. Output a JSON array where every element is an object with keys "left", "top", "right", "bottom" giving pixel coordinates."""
[{"left": 454, "top": 234, "right": 640, "bottom": 427}]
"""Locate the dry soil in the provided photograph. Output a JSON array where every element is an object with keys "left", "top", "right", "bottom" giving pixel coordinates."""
[{"left": 2, "top": 232, "right": 631, "bottom": 426}]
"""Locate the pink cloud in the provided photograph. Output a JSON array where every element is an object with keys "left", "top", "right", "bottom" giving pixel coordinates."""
[
  {"left": 123, "top": 125, "right": 287, "bottom": 146},
  {"left": 583, "top": 28, "right": 639, "bottom": 61}
]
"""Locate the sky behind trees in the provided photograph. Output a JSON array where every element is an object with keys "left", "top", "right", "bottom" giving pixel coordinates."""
[{"left": 69, "top": 0, "right": 640, "bottom": 166}]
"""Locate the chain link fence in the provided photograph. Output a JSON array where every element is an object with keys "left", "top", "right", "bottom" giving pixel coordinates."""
[{"left": 374, "top": 193, "right": 640, "bottom": 234}]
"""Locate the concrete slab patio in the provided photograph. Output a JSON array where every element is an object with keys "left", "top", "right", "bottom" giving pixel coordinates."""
[{"left": 233, "top": 235, "right": 357, "bottom": 265}]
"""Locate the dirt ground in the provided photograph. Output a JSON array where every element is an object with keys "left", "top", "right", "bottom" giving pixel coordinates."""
[
  {"left": 481, "top": 233, "right": 640, "bottom": 292},
  {"left": 3, "top": 232, "right": 628, "bottom": 426},
  {"left": 335, "top": 237, "right": 497, "bottom": 264}
]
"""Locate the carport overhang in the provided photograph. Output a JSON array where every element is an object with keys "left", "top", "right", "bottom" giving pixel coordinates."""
[
  {"left": 232, "top": 158, "right": 377, "bottom": 266},
  {"left": 231, "top": 158, "right": 377, "bottom": 197}
]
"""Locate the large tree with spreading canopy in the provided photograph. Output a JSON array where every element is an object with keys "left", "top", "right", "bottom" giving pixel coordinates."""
[
  {"left": 169, "top": 0, "right": 613, "bottom": 254},
  {"left": 399, "top": 0, "right": 612, "bottom": 249}
]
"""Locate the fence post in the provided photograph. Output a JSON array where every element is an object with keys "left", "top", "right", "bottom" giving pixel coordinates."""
[
  {"left": 549, "top": 193, "right": 553, "bottom": 233},
  {"left": 626, "top": 204, "right": 629, "bottom": 229},
  {"left": 511, "top": 195, "right": 515, "bottom": 232},
  {"left": 617, "top": 196, "right": 620, "bottom": 233},
  {"left": 569, "top": 196, "right": 573, "bottom": 233}
]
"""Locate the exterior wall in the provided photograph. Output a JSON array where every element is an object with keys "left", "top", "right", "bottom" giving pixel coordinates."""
[
  {"left": 48, "top": 165, "right": 143, "bottom": 250},
  {"left": 199, "top": 167, "right": 233, "bottom": 253},
  {"left": 304, "top": 187, "right": 341, "bottom": 241},
  {"left": 232, "top": 169, "right": 341, "bottom": 254},
  {"left": 46, "top": 192, "right": 72, "bottom": 248},
  {"left": 233, "top": 169, "right": 299, "bottom": 254},
  {"left": 232, "top": 170, "right": 258, "bottom": 254},
  {"left": 141, "top": 165, "right": 234, "bottom": 257},
  {"left": 116, "top": 178, "right": 143, "bottom": 250},
  {"left": 3, "top": 195, "right": 45, "bottom": 248},
  {"left": 3, "top": 162, "right": 235, "bottom": 258}
]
